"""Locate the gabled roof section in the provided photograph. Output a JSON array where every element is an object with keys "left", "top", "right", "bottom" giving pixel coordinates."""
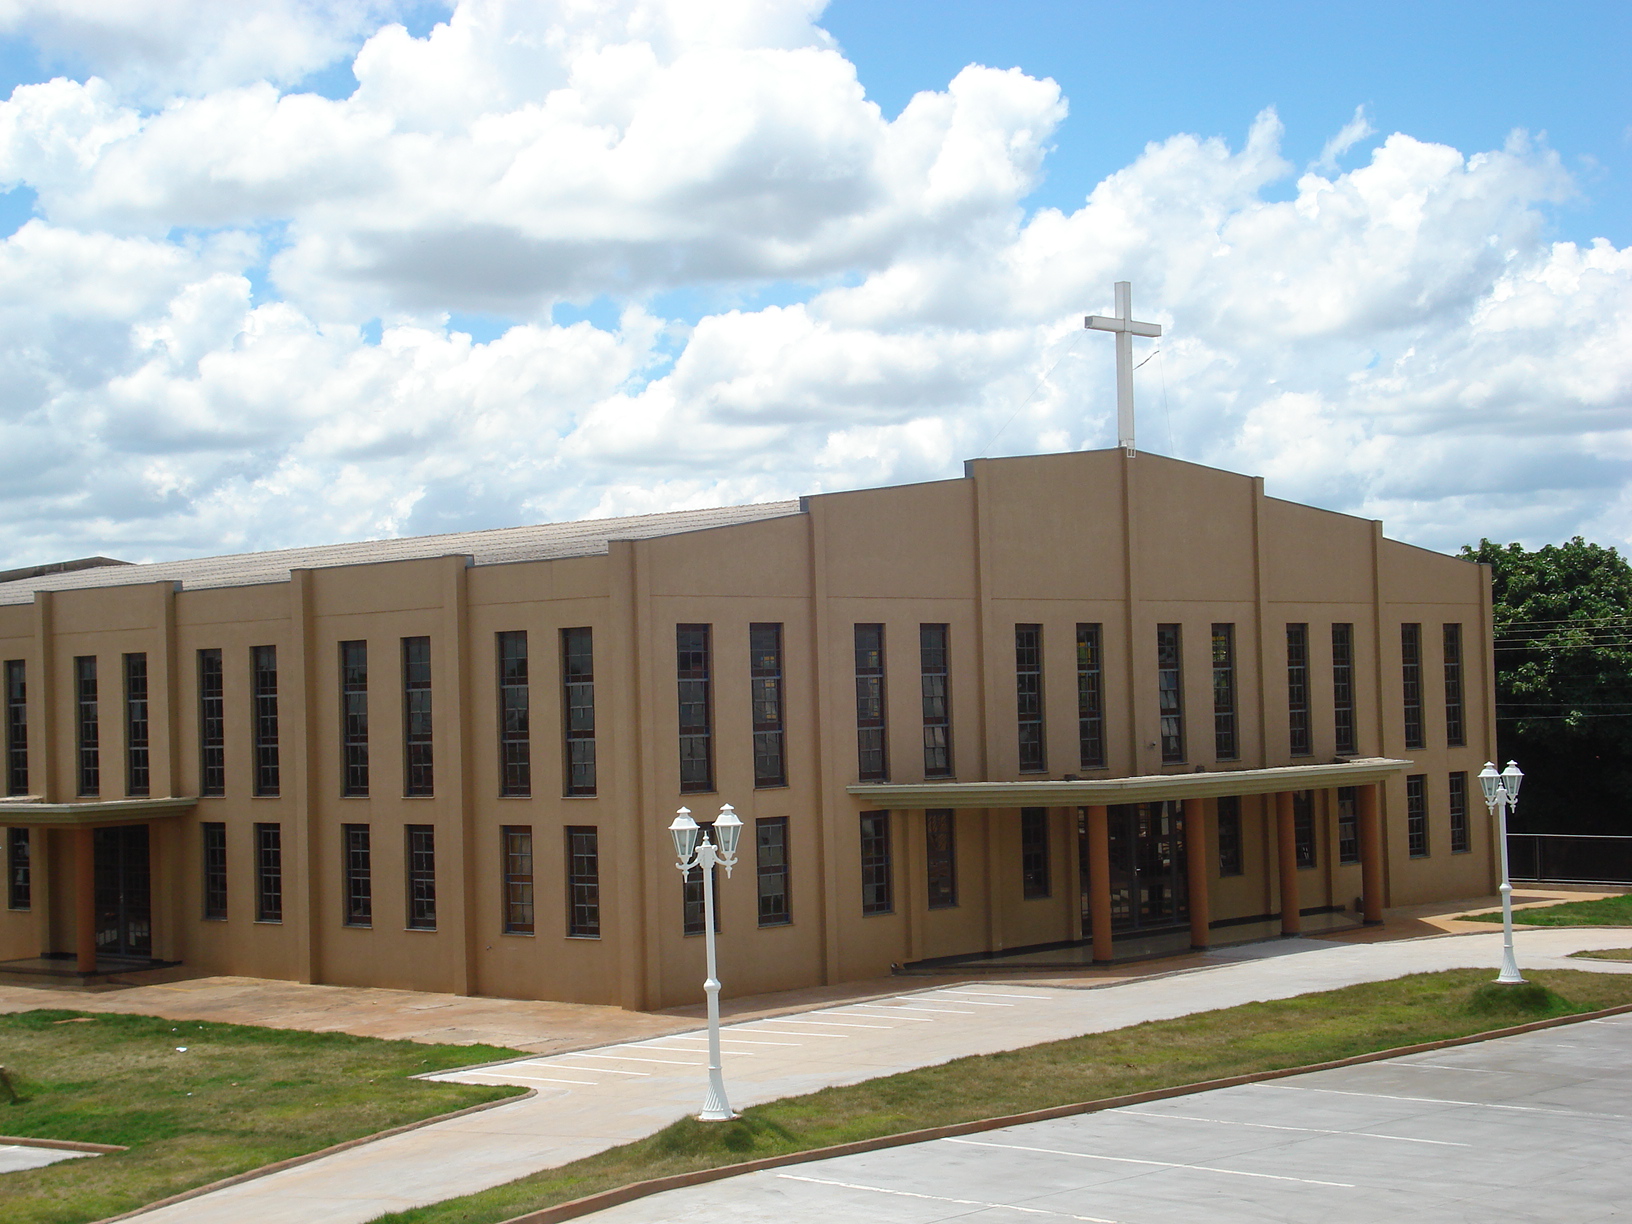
[{"left": 0, "top": 501, "right": 804, "bottom": 606}]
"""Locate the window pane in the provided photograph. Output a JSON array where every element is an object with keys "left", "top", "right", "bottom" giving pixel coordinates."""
[
  {"left": 252, "top": 645, "right": 280, "bottom": 797},
  {"left": 920, "top": 624, "right": 952, "bottom": 778},
  {"left": 1076, "top": 625, "right": 1104, "bottom": 768},
  {"left": 925, "top": 809, "right": 957, "bottom": 907},
  {"left": 855, "top": 625, "right": 887, "bottom": 781},
  {"left": 1286, "top": 624, "right": 1310, "bottom": 756},
  {"left": 750, "top": 624, "right": 786, "bottom": 788},
  {"left": 340, "top": 641, "right": 369, "bottom": 797},
  {"left": 567, "top": 826, "right": 600, "bottom": 936},
  {"left": 1015, "top": 626, "right": 1045, "bottom": 772},
  {"left": 406, "top": 824, "right": 436, "bottom": 929},
  {"left": 563, "top": 628, "right": 596, "bottom": 796},
  {"left": 859, "top": 811, "right": 893, "bottom": 915},
  {"left": 202, "top": 822, "right": 227, "bottom": 919},
  {"left": 198, "top": 648, "right": 224, "bottom": 796},
  {"left": 403, "top": 637, "right": 434, "bottom": 797},
  {"left": 503, "top": 825, "right": 534, "bottom": 933},
  {"left": 344, "top": 823, "right": 372, "bottom": 926},
  {"left": 1212, "top": 625, "right": 1237, "bottom": 760},
  {"left": 1021, "top": 807, "right": 1050, "bottom": 898},
  {"left": 677, "top": 625, "right": 712, "bottom": 793},
  {"left": 1157, "top": 625, "right": 1185, "bottom": 763}
]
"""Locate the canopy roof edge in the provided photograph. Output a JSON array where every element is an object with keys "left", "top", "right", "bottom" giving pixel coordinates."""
[
  {"left": 846, "top": 758, "right": 1412, "bottom": 809},
  {"left": 0, "top": 796, "right": 198, "bottom": 826}
]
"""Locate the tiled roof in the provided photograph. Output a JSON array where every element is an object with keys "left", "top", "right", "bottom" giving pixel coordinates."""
[{"left": 0, "top": 501, "right": 804, "bottom": 606}]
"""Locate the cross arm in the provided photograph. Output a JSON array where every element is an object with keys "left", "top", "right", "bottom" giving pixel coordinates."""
[{"left": 1085, "top": 315, "right": 1162, "bottom": 338}]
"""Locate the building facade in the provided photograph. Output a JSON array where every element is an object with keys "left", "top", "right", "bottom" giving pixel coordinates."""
[{"left": 0, "top": 450, "right": 1495, "bottom": 1009}]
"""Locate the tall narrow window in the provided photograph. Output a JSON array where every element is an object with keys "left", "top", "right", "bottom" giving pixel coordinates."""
[
  {"left": 683, "top": 861, "right": 720, "bottom": 935},
  {"left": 1337, "top": 787, "right": 1359, "bottom": 864},
  {"left": 343, "top": 824, "right": 372, "bottom": 926},
  {"left": 1406, "top": 774, "right": 1428, "bottom": 857},
  {"left": 919, "top": 624, "right": 951, "bottom": 778},
  {"left": 496, "top": 632, "right": 531, "bottom": 797},
  {"left": 756, "top": 817, "right": 790, "bottom": 926},
  {"left": 1076, "top": 624, "right": 1105, "bottom": 768},
  {"left": 340, "top": 641, "right": 369, "bottom": 797},
  {"left": 1293, "top": 791, "right": 1316, "bottom": 868},
  {"left": 1015, "top": 625, "right": 1046, "bottom": 772},
  {"left": 198, "top": 648, "right": 224, "bottom": 796},
  {"left": 855, "top": 625, "right": 887, "bottom": 781},
  {"left": 75, "top": 655, "right": 99, "bottom": 797},
  {"left": 566, "top": 826, "right": 600, "bottom": 936},
  {"left": 406, "top": 824, "right": 436, "bottom": 929},
  {"left": 1216, "top": 796, "right": 1243, "bottom": 876},
  {"left": 1021, "top": 807, "right": 1050, "bottom": 898},
  {"left": 562, "top": 628, "right": 595, "bottom": 796},
  {"left": 1212, "top": 624, "right": 1237, "bottom": 760},
  {"left": 1401, "top": 624, "right": 1424, "bottom": 750},
  {"left": 7, "top": 827, "right": 30, "bottom": 910},
  {"left": 503, "top": 826, "right": 534, "bottom": 933},
  {"left": 202, "top": 822, "right": 227, "bottom": 919},
  {"left": 1443, "top": 624, "right": 1465, "bottom": 747},
  {"left": 254, "top": 822, "right": 282, "bottom": 922},
  {"left": 1286, "top": 624, "right": 1310, "bottom": 756},
  {"left": 252, "top": 645, "right": 279, "bottom": 797},
  {"left": 677, "top": 625, "right": 713, "bottom": 793},
  {"left": 403, "top": 637, "right": 434, "bottom": 797},
  {"left": 1332, "top": 624, "right": 1357, "bottom": 756},
  {"left": 925, "top": 809, "right": 957, "bottom": 908},
  {"left": 750, "top": 624, "right": 786, "bottom": 788},
  {"left": 4, "top": 660, "right": 25, "bottom": 796},
  {"left": 124, "top": 653, "right": 149, "bottom": 797},
  {"left": 859, "top": 811, "right": 893, "bottom": 915},
  {"left": 1157, "top": 625, "right": 1185, "bottom": 763},
  {"left": 1449, "top": 772, "right": 1470, "bottom": 853}
]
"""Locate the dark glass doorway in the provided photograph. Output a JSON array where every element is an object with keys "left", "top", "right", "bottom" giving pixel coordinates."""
[
  {"left": 1080, "top": 802, "right": 1188, "bottom": 933},
  {"left": 94, "top": 824, "right": 151, "bottom": 958}
]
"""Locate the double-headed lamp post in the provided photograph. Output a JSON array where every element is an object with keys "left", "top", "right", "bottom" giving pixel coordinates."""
[
  {"left": 668, "top": 803, "right": 742, "bottom": 1121},
  {"left": 1478, "top": 760, "right": 1526, "bottom": 984}
]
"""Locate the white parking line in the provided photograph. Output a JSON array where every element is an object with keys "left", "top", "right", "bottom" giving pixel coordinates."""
[
  {"left": 1263, "top": 1084, "right": 1632, "bottom": 1121},
  {"left": 636, "top": 1042, "right": 761, "bottom": 1056},
  {"left": 866, "top": 1004, "right": 973, "bottom": 1015},
  {"left": 775, "top": 1173, "right": 1123, "bottom": 1222},
  {"left": 551, "top": 1064, "right": 649, "bottom": 1076},
  {"left": 833, "top": 1010, "right": 936, "bottom": 1023},
  {"left": 944, "top": 1138, "right": 1357, "bottom": 1188},
  {"left": 773, "top": 1018, "right": 896, "bottom": 1030},
  {"left": 660, "top": 1034, "right": 801, "bottom": 1047},
  {"left": 571, "top": 1052, "right": 697, "bottom": 1066},
  {"left": 459, "top": 1070, "right": 599, "bottom": 1086},
  {"left": 935, "top": 989, "right": 1054, "bottom": 1000},
  {"left": 743, "top": 1029, "right": 850, "bottom": 1038},
  {"left": 918, "top": 994, "right": 1015, "bottom": 1007},
  {"left": 1394, "top": 1063, "right": 1513, "bottom": 1073},
  {"left": 1121, "top": 1109, "right": 1470, "bottom": 1146}
]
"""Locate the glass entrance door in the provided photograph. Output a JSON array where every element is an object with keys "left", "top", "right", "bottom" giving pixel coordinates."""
[
  {"left": 1082, "top": 802, "right": 1188, "bottom": 933},
  {"left": 94, "top": 824, "right": 152, "bottom": 958}
]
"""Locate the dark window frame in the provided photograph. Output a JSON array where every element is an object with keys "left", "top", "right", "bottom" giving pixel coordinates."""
[
  {"left": 1212, "top": 624, "right": 1237, "bottom": 760},
  {"left": 75, "top": 655, "right": 99, "bottom": 797},
  {"left": 406, "top": 824, "right": 437, "bottom": 930},
  {"left": 756, "top": 816, "right": 790, "bottom": 927},
  {"left": 750, "top": 623, "right": 787, "bottom": 788},
  {"left": 1332, "top": 624, "right": 1357, "bottom": 756},
  {"left": 252, "top": 645, "right": 280, "bottom": 797},
  {"left": 4, "top": 660, "right": 25, "bottom": 796},
  {"left": 1406, "top": 774, "right": 1429, "bottom": 858},
  {"left": 124, "top": 652, "right": 149, "bottom": 797},
  {"left": 402, "top": 637, "right": 434, "bottom": 798},
  {"left": 855, "top": 625, "right": 888, "bottom": 782},
  {"left": 859, "top": 810, "right": 893, "bottom": 915},
  {"left": 1021, "top": 807, "right": 1051, "bottom": 898},
  {"left": 343, "top": 823, "right": 372, "bottom": 927},
  {"left": 1337, "top": 786, "right": 1360, "bottom": 864},
  {"left": 7, "top": 826, "right": 30, "bottom": 910},
  {"left": 198, "top": 648, "right": 225, "bottom": 796},
  {"left": 497, "top": 631, "right": 532, "bottom": 797},
  {"left": 563, "top": 628, "right": 597, "bottom": 797},
  {"left": 566, "top": 825, "right": 600, "bottom": 937},
  {"left": 1217, "top": 796, "right": 1243, "bottom": 877},
  {"left": 1286, "top": 624, "right": 1311, "bottom": 756},
  {"left": 1293, "top": 790, "right": 1316, "bottom": 869},
  {"left": 1402, "top": 624, "right": 1424, "bottom": 751},
  {"left": 683, "top": 859, "right": 721, "bottom": 936},
  {"left": 1076, "top": 624, "right": 1105, "bottom": 769},
  {"left": 925, "top": 808, "right": 957, "bottom": 908},
  {"left": 340, "top": 641, "right": 369, "bottom": 797},
  {"left": 677, "top": 624, "right": 714, "bottom": 794},
  {"left": 919, "top": 624, "right": 952, "bottom": 778},
  {"left": 202, "top": 822, "right": 227, "bottom": 920},
  {"left": 503, "top": 825, "right": 534, "bottom": 933},
  {"left": 1443, "top": 624, "right": 1466, "bottom": 748},
  {"left": 1015, "top": 625, "right": 1046, "bottom": 773},
  {"left": 1449, "top": 772, "right": 1470, "bottom": 853},
  {"left": 1157, "top": 624, "right": 1185, "bottom": 763},
  {"left": 254, "top": 822, "right": 283, "bottom": 923}
]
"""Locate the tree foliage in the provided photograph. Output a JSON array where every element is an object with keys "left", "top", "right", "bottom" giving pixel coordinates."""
[{"left": 1461, "top": 537, "right": 1632, "bottom": 833}]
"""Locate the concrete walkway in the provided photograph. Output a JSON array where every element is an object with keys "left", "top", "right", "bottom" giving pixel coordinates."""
[{"left": 119, "top": 926, "right": 1632, "bottom": 1224}]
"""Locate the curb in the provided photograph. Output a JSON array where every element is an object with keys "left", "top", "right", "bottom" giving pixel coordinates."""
[
  {"left": 90, "top": 1088, "right": 536, "bottom": 1224},
  {"left": 0, "top": 1133, "right": 126, "bottom": 1154},
  {"left": 493, "top": 999, "right": 1632, "bottom": 1224}
]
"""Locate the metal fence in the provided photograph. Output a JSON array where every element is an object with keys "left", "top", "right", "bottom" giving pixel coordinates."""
[{"left": 1508, "top": 834, "right": 1632, "bottom": 886}]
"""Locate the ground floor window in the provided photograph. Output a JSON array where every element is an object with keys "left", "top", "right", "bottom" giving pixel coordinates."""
[
  {"left": 254, "top": 823, "right": 282, "bottom": 922},
  {"left": 202, "top": 822, "right": 226, "bottom": 919},
  {"left": 926, "top": 809, "right": 957, "bottom": 908},
  {"left": 503, "top": 825, "right": 534, "bottom": 933},
  {"left": 1293, "top": 791, "right": 1316, "bottom": 869},
  {"left": 567, "top": 826, "right": 600, "bottom": 937},
  {"left": 344, "top": 823, "right": 371, "bottom": 927},
  {"left": 756, "top": 817, "right": 790, "bottom": 926},
  {"left": 7, "top": 827, "right": 29, "bottom": 910},
  {"left": 1216, "top": 797, "right": 1242, "bottom": 877},
  {"left": 406, "top": 825, "right": 436, "bottom": 929},
  {"left": 683, "top": 862, "right": 720, "bottom": 935},
  {"left": 860, "top": 811, "right": 893, "bottom": 915},
  {"left": 1407, "top": 775, "right": 1429, "bottom": 857},
  {"left": 1337, "top": 787, "right": 1359, "bottom": 864},
  {"left": 1021, "top": 807, "right": 1050, "bottom": 898},
  {"left": 1449, "top": 772, "right": 1470, "bottom": 853}
]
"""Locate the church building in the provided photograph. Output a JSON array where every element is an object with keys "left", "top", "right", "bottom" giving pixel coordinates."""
[{"left": 0, "top": 448, "right": 1494, "bottom": 1009}]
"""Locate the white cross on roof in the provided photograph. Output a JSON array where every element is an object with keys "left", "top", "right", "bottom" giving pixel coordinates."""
[{"left": 1086, "top": 282, "right": 1162, "bottom": 456}]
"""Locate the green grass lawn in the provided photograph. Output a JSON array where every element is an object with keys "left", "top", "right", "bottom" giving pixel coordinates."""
[
  {"left": 0, "top": 1009, "right": 525, "bottom": 1224},
  {"left": 1571, "top": 947, "right": 1632, "bottom": 961},
  {"left": 1464, "top": 892, "right": 1632, "bottom": 925},
  {"left": 368, "top": 968, "right": 1632, "bottom": 1224}
]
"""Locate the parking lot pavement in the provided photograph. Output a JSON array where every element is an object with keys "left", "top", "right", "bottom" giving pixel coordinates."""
[{"left": 585, "top": 1012, "right": 1632, "bottom": 1223}]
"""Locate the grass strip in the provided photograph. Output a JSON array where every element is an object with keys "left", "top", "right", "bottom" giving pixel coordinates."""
[
  {"left": 1463, "top": 892, "right": 1632, "bottom": 925},
  {"left": 0, "top": 1009, "right": 525, "bottom": 1224},
  {"left": 368, "top": 968, "right": 1632, "bottom": 1224},
  {"left": 1571, "top": 947, "right": 1632, "bottom": 961}
]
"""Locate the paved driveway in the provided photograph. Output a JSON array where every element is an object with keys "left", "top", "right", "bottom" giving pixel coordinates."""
[{"left": 588, "top": 1011, "right": 1632, "bottom": 1223}]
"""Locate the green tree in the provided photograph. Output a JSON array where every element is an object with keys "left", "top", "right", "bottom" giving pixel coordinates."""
[{"left": 1461, "top": 537, "right": 1632, "bottom": 833}]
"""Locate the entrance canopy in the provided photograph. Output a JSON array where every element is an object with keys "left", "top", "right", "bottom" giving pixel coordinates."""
[
  {"left": 0, "top": 797, "right": 197, "bottom": 826},
  {"left": 846, "top": 757, "right": 1411, "bottom": 809}
]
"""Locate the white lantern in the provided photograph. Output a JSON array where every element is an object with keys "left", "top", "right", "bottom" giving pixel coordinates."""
[
  {"left": 1501, "top": 760, "right": 1524, "bottom": 804},
  {"left": 1478, "top": 762, "right": 1503, "bottom": 808},
  {"left": 713, "top": 804, "right": 743, "bottom": 857},
  {"left": 669, "top": 808, "right": 699, "bottom": 863}
]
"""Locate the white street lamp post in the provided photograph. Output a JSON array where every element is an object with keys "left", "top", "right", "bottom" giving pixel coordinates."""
[
  {"left": 1478, "top": 760, "right": 1526, "bottom": 984},
  {"left": 668, "top": 803, "right": 742, "bottom": 1121}
]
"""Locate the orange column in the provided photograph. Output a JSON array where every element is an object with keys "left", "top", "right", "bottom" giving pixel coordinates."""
[
  {"left": 1358, "top": 783, "right": 1384, "bottom": 923},
  {"left": 74, "top": 826, "right": 96, "bottom": 973},
  {"left": 1276, "top": 791, "right": 1301, "bottom": 935},
  {"left": 1087, "top": 805, "right": 1113, "bottom": 963},
  {"left": 1185, "top": 797, "right": 1210, "bottom": 949}
]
